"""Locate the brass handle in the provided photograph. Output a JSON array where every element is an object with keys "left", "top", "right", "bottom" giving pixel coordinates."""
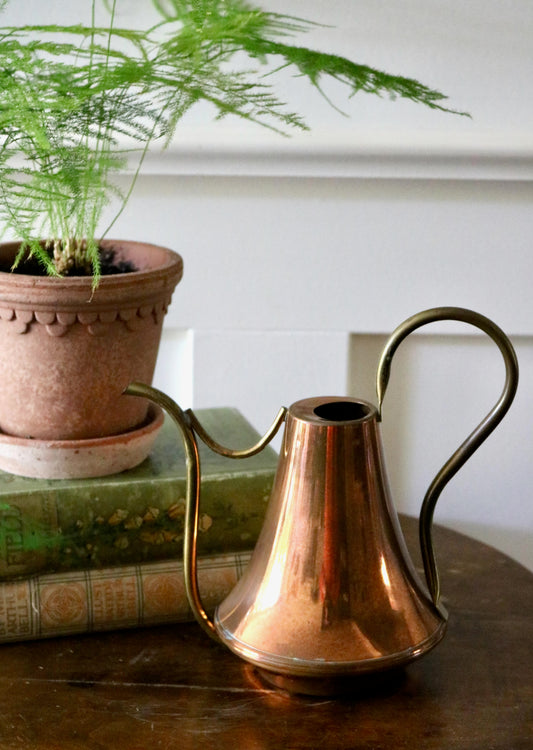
[
  {"left": 376, "top": 307, "right": 519, "bottom": 605},
  {"left": 124, "top": 382, "right": 286, "bottom": 642}
]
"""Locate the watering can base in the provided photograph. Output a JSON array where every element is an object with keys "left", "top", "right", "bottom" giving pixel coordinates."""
[{"left": 219, "top": 619, "right": 448, "bottom": 696}]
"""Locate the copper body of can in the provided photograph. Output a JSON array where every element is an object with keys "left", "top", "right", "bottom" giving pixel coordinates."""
[{"left": 215, "top": 397, "right": 446, "bottom": 689}]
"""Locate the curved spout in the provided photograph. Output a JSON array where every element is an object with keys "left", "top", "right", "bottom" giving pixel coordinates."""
[
  {"left": 125, "top": 382, "right": 287, "bottom": 643},
  {"left": 125, "top": 382, "right": 220, "bottom": 642}
]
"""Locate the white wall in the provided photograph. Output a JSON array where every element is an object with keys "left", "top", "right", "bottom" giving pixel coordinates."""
[
  {"left": 2, "top": 1, "right": 532, "bottom": 571},
  {"left": 146, "top": 174, "right": 533, "bottom": 575}
]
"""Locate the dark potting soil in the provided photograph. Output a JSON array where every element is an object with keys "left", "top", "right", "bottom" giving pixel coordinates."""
[
  {"left": 3, "top": 246, "right": 137, "bottom": 276},
  {"left": 98, "top": 247, "right": 137, "bottom": 275}
]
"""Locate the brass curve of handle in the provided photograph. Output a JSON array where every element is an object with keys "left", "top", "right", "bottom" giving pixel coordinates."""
[
  {"left": 376, "top": 307, "right": 519, "bottom": 605},
  {"left": 125, "top": 382, "right": 219, "bottom": 642},
  {"left": 125, "top": 382, "right": 286, "bottom": 642}
]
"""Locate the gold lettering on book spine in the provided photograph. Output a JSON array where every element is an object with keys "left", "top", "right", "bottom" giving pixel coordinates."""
[{"left": 0, "top": 582, "right": 32, "bottom": 638}]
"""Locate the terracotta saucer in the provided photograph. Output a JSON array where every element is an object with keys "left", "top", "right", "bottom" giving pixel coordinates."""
[{"left": 0, "top": 404, "right": 164, "bottom": 479}]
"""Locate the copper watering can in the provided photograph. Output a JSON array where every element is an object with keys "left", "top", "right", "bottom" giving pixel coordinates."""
[{"left": 126, "top": 307, "right": 518, "bottom": 694}]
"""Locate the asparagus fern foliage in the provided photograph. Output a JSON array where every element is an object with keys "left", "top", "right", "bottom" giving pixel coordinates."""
[{"left": 0, "top": 0, "right": 467, "bottom": 281}]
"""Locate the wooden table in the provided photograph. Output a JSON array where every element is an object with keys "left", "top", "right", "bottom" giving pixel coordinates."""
[{"left": 0, "top": 517, "right": 531, "bottom": 749}]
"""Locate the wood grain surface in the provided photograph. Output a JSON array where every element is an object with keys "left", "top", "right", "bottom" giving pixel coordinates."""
[{"left": 0, "top": 516, "right": 531, "bottom": 749}]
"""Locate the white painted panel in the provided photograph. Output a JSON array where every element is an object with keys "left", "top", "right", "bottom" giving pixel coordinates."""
[
  {"left": 105, "top": 175, "right": 533, "bottom": 336},
  {"left": 152, "top": 329, "right": 194, "bottom": 408},
  {"left": 190, "top": 330, "right": 351, "bottom": 449},
  {"left": 142, "top": 131, "right": 533, "bottom": 182},
  {"left": 349, "top": 331, "right": 533, "bottom": 572}
]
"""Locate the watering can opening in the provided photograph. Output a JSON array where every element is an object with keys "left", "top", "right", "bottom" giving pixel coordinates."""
[{"left": 313, "top": 400, "right": 372, "bottom": 422}]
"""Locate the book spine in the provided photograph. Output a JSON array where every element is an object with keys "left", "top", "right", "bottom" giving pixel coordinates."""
[
  {"left": 0, "top": 550, "right": 252, "bottom": 642},
  {"left": 0, "top": 471, "right": 272, "bottom": 580}
]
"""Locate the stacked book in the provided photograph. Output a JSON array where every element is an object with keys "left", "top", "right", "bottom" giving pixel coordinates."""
[{"left": 0, "top": 408, "right": 278, "bottom": 642}]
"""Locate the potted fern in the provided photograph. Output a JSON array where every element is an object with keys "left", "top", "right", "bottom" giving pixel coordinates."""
[{"left": 0, "top": 0, "right": 465, "bottom": 478}]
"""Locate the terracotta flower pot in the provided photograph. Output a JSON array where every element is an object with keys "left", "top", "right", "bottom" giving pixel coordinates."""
[{"left": 0, "top": 239, "right": 183, "bottom": 477}]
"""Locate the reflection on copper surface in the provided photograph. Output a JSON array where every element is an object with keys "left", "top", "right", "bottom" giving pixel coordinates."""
[{"left": 380, "top": 555, "right": 392, "bottom": 591}]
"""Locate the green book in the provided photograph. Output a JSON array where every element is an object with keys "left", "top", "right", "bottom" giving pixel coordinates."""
[{"left": 0, "top": 408, "right": 278, "bottom": 580}]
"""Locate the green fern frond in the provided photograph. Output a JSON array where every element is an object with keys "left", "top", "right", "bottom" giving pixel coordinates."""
[
  {"left": 248, "top": 41, "right": 469, "bottom": 115},
  {"left": 0, "top": 0, "right": 468, "bottom": 280}
]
